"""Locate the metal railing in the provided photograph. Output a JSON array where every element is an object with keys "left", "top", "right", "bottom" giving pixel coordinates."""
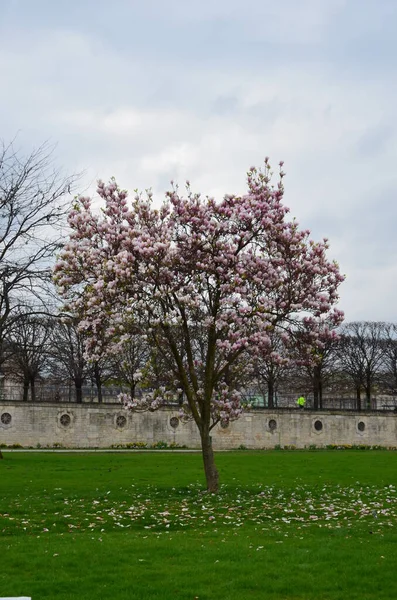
[
  {"left": 246, "top": 394, "right": 397, "bottom": 412},
  {"left": 0, "top": 385, "right": 396, "bottom": 411}
]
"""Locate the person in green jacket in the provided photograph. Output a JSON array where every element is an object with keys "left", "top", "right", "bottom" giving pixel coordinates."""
[{"left": 296, "top": 395, "right": 306, "bottom": 409}]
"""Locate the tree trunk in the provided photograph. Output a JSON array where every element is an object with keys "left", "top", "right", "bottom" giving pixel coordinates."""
[
  {"left": 313, "top": 365, "right": 321, "bottom": 410},
  {"left": 365, "top": 382, "right": 371, "bottom": 410},
  {"left": 22, "top": 378, "right": 29, "bottom": 402},
  {"left": 97, "top": 384, "right": 103, "bottom": 404},
  {"left": 200, "top": 428, "right": 219, "bottom": 493},
  {"left": 0, "top": 371, "right": 4, "bottom": 400},
  {"left": 30, "top": 378, "right": 36, "bottom": 402},
  {"left": 94, "top": 363, "right": 103, "bottom": 403},
  {"left": 267, "top": 380, "right": 274, "bottom": 408},
  {"left": 356, "top": 387, "right": 361, "bottom": 411},
  {"left": 313, "top": 388, "right": 319, "bottom": 411},
  {"left": 75, "top": 380, "right": 83, "bottom": 403}
]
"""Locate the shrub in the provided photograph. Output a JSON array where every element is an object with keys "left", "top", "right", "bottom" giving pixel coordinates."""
[
  {"left": 151, "top": 441, "right": 168, "bottom": 449},
  {"left": 169, "top": 442, "right": 188, "bottom": 449},
  {"left": 110, "top": 442, "right": 148, "bottom": 449},
  {"left": 127, "top": 442, "right": 148, "bottom": 449}
]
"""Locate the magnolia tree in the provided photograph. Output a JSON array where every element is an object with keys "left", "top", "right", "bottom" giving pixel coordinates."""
[{"left": 54, "top": 160, "right": 344, "bottom": 491}]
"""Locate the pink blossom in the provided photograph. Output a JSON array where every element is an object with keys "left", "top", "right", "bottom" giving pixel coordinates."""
[{"left": 54, "top": 160, "right": 344, "bottom": 490}]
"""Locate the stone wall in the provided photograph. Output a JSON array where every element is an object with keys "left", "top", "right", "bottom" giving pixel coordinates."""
[{"left": 0, "top": 403, "right": 396, "bottom": 449}]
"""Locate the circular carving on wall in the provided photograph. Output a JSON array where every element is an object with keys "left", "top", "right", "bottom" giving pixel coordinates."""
[
  {"left": 170, "top": 416, "right": 179, "bottom": 429},
  {"left": 116, "top": 415, "right": 127, "bottom": 428},
  {"left": 268, "top": 419, "right": 277, "bottom": 431},
  {"left": 1, "top": 412, "right": 11, "bottom": 425},
  {"left": 60, "top": 413, "right": 71, "bottom": 427},
  {"left": 220, "top": 420, "right": 229, "bottom": 429},
  {"left": 314, "top": 419, "right": 323, "bottom": 432},
  {"left": 357, "top": 421, "right": 365, "bottom": 432}
]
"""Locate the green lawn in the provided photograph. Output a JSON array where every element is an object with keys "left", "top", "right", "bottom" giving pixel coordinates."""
[{"left": 1, "top": 451, "right": 396, "bottom": 599}]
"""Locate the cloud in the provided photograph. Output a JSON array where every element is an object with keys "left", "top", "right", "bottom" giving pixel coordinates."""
[{"left": 1, "top": 0, "right": 397, "bottom": 321}]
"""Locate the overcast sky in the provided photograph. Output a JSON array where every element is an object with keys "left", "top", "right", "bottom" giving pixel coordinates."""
[{"left": 1, "top": 0, "right": 396, "bottom": 322}]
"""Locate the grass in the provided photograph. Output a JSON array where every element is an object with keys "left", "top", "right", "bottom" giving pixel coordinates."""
[{"left": 0, "top": 450, "right": 396, "bottom": 599}]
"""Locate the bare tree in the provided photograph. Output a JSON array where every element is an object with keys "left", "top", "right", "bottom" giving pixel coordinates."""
[
  {"left": 0, "top": 139, "right": 77, "bottom": 376},
  {"left": 49, "top": 318, "right": 89, "bottom": 403},
  {"left": 302, "top": 338, "right": 340, "bottom": 410},
  {"left": 89, "top": 359, "right": 110, "bottom": 404},
  {"left": 6, "top": 310, "right": 53, "bottom": 401},
  {"left": 109, "top": 334, "right": 151, "bottom": 401},
  {"left": 253, "top": 331, "right": 289, "bottom": 408},
  {"left": 379, "top": 323, "right": 397, "bottom": 396},
  {"left": 336, "top": 322, "right": 386, "bottom": 410}
]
